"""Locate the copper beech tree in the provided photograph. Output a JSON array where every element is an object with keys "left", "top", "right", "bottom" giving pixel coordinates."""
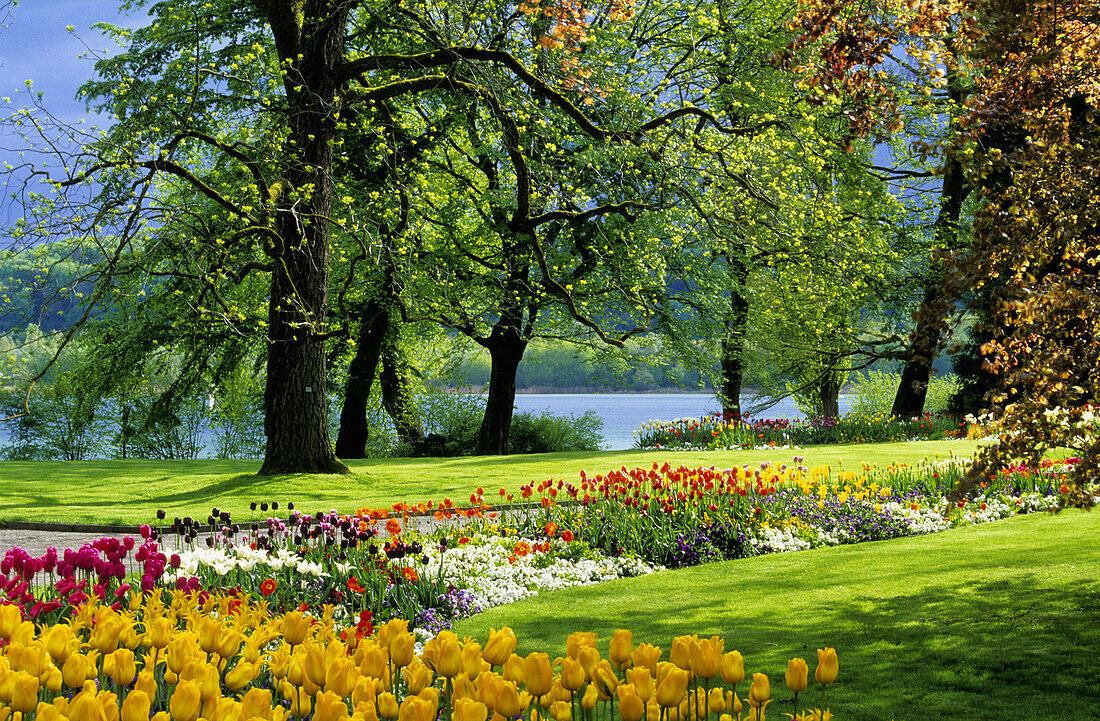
[{"left": 784, "top": 0, "right": 1099, "bottom": 504}]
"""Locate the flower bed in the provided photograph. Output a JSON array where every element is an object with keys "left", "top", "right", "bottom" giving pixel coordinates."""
[
  {"left": 0, "top": 593, "right": 839, "bottom": 721},
  {"left": 0, "top": 456, "right": 1080, "bottom": 639},
  {"left": 633, "top": 412, "right": 965, "bottom": 450}
]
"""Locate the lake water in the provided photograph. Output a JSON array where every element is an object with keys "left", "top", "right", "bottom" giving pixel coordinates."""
[{"left": 513, "top": 393, "right": 851, "bottom": 450}]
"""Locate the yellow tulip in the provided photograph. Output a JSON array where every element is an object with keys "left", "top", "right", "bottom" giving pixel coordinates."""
[
  {"left": 580, "top": 683, "right": 599, "bottom": 711},
  {"left": 453, "top": 697, "right": 490, "bottom": 721},
  {"left": 0, "top": 603, "right": 22, "bottom": 638},
  {"left": 688, "top": 637, "right": 722, "bottom": 680},
  {"left": 748, "top": 673, "right": 770, "bottom": 708},
  {"left": 399, "top": 696, "right": 435, "bottom": 721},
  {"left": 577, "top": 645, "right": 601, "bottom": 680},
  {"left": 314, "top": 690, "right": 351, "bottom": 721},
  {"left": 44, "top": 625, "right": 76, "bottom": 666},
  {"left": 306, "top": 643, "right": 330, "bottom": 686},
  {"left": 462, "top": 640, "right": 484, "bottom": 680},
  {"left": 288, "top": 686, "right": 314, "bottom": 719},
  {"left": 707, "top": 686, "right": 726, "bottom": 715},
  {"left": 786, "top": 658, "right": 809, "bottom": 693},
  {"left": 630, "top": 644, "right": 662, "bottom": 675},
  {"left": 523, "top": 652, "right": 553, "bottom": 698},
  {"left": 626, "top": 667, "right": 654, "bottom": 703},
  {"left": 483, "top": 628, "right": 517, "bottom": 667},
  {"left": 617, "top": 685, "right": 645, "bottom": 721},
  {"left": 241, "top": 688, "right": 274, "bottom": 720},
  {"left": 453, "top": 675, "right": 479, "bottom": 701},
  {"left": 566, "top": 632, "right": 597, "bottom": 659},
  {"left": 550, "top": 700, "right": 572, "bottom": 721},
  {"left": 225, "top": 661, "right": 256, "bottom": 691},
  {"left": 655, "top": 667, "right": 690, "bottom": 708},
  {"left": 592, "top": 660, "right": 619, "bottom": 699},
  {"left": 391, "top": 633, "right": 416, "bottom": 668},
  {"left": 559, "top": 656, "right": 586, "bottom": 691},
  {"left": 609, "top": 629, "right": 634, "bottom": 669},
  {"left": 218, "top": 629, "right": 244, "bottom": 659},
  {"left": 495, "top": 681, "right": 526, "bottom": 717},
  {"left": 502, "top": 654, "right": 525, "bottom": 684},
  {"left": 377, "top": 692, "right": 400, "bottom": 719},
  {"left": 668, "top": 636, "right": 693, "bottom": 671},
  {"left": 283, "top": 611, "right": 311, "bottom": 646},
  {"left": 436, "top": 635, "right": 463, "bottom": 678},
  {"left": 10, "top": 670, "right": 38, "bottom": 714},
  {"left": 196, "top": 616, "right": 222, "bottom": 655},
  {"left": 352, "top": 676, "right": 378, "bottom": 708},
  {"left": 404, "top": 661, "right": 435, "bottom": 695},
  {"left": 815, "top": 648, "right": 838, "bottom": 685},
  {"left": 120, "top": 689, "right": 151, "bottom": 721},
  {"left": 110, "top": 648, "right": 137, "bottom": 688},
  {"left": 720, "top": 651, "right": 744, "bottom": 685},
  {"left": 145, "top": 618, "right": 171, "bottom": 650},
  {"left": 170, "top": 679, "right": 203, "bottom": 721},
  {"left": 34, "top": 702, "right": 64, "bottom": 721},
  {"left": 360, "top": 642, "right": 389, "bottom": 680},
  {"left": 62, "top": 654, "right": 93, "bottom": 690}
]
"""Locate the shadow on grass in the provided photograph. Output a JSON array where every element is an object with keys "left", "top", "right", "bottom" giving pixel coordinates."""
[{"left": 474, "top": 574, "right": 1100, "bottom": 721}]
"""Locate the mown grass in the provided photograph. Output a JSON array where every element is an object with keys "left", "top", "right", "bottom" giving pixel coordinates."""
[
  {"left": 0, "top": 441, "right": 977, "bottom": 524},
  {"left": 454, "top": 510, "right": 1100, "bottom": 721}
]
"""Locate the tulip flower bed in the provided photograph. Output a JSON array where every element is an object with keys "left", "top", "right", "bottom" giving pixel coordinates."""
[
  {"left": 0, "top": 592, "right": 840, "bottom": 721},
  {"left": 1, "top": 452, "right": 1078, "bottom": 647},
  {"left": 633, "top": 412, "right": 964, "bottom": 451}
]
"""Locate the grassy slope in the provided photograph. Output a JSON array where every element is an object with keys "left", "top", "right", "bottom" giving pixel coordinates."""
[
  {"left": 454, "top": 511, "right": 1100, "bottom": 721},
  {"left": 0, "top": 441, "right": 977, "bottom": 524}
]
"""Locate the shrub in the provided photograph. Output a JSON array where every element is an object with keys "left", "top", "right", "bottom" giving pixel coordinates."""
[
  {"left": 850, "top": 370, "right": 960, "bottom": 416},
  {"left": 508, "top": 410, "right": 604, "bottom": 453}
]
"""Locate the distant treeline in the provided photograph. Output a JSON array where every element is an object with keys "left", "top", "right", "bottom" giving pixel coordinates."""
[{"left": 460, "top": 342, "right": 709, "bottom": 392}]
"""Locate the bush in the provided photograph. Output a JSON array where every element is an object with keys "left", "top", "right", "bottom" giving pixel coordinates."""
[
  {"left": 508, "top": 410, "right": 604, "bottom": 453},
  {"left": 850, "top": 370, "right": 960, "bottom": 415},
  {"left": 399, "top": 395, "right": 604, "bottom": 456}
]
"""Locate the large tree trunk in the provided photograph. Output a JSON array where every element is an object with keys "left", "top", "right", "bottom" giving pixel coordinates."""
[
  {"left": 334, "top": 298, "right": 389, "bottom": 459},
  {"left": 892, "top": 75, "right": 971, "bottom": 419},
  {"left": 379, "top": 329, "right": 423, "bottom": 446},
  {"left": 720, "top": 251, "right": 749, "bottom": 419},
  {"left": 475, "top": 327, "right": 527, "bottom": 455},
  {"left": 256, "top": 2, "right": 348, "bottom": 475},
  {"left": 820, "top": 372, "right": 841, "bottom": 420}
]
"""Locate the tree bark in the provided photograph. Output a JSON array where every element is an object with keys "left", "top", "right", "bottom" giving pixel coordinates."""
[
  {"left": 720, "top": 251, "right": 749, "bottom": 419},
  {"left": 891, "top": 72, "right": 971, "bottom": 419},
  {"left": 334, "top": 298, "right": 389, "bottom": 458},
  {"left": 256, "top": 1, "right": 349, "bottom": 475},
  {"left": 379, "top": 328, "right": 424, "bottom": 446},
  {"left": 820, "top": 372, "right": 841, "bottom": 419},
  {"left": 475, "top": 326, "right": 527, "bottom": 455}
]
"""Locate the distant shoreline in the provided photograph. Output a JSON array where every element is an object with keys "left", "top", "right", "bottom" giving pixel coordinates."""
[{"left": 449, "top": 386, "right": 720, "bottom": 395}]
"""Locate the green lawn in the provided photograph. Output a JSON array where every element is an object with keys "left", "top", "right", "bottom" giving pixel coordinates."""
[
  {"left": 454, "top": 510, "right": 1100, "bottom": 721},
  {"left": 0, "top": 441, "right": 976, "bottom": 524}
]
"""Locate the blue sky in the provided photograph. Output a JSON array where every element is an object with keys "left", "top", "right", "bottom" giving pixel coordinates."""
[{"left": 0, "top": 1, "right": 141, "bottom": 226}]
